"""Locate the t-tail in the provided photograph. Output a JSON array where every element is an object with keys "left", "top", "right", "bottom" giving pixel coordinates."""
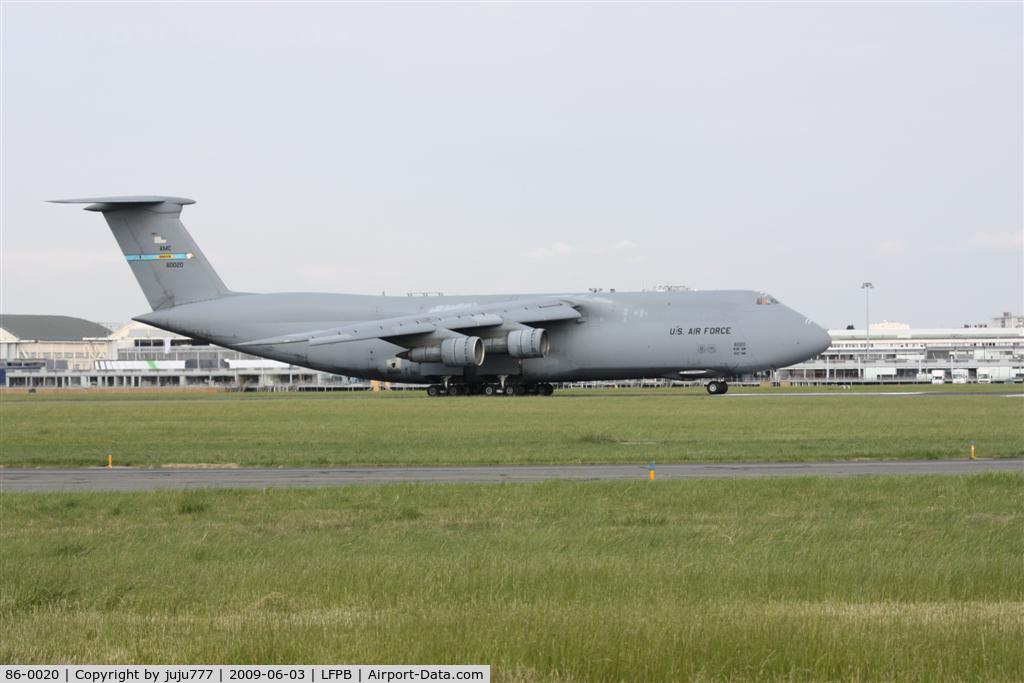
[{"left": 50, "top": 196, "right": 231, "bottom": 310}]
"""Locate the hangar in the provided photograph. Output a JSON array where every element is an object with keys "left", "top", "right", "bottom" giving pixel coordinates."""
[{"left": 0, "top": 314, "right": 113, "bottom": 374}]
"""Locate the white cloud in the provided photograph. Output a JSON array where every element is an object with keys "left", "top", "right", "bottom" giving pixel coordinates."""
[
  {"left": 876, "top": 239, "right": 908, "bottom": 255},
  {"left": 528, "top": 240, "right": 638, "bottom": 261},
  {"left": 969, "top": 231, "right": 1024, "bottom": 250}
]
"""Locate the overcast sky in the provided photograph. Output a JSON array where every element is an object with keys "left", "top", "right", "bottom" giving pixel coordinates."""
[{"left": 2, "top": 1, "right": 1021, "bottom": 329}]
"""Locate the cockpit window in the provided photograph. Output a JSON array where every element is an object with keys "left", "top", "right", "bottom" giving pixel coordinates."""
[{"left": 756, "top": 294, "right": 780, "bottom": 305}]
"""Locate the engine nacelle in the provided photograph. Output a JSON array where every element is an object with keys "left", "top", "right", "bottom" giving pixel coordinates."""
[
  {"left": 506, "top": 328, "right": 549, "bottom": 359},
  {"left": 407, "top": 336, "right": 485, "bottom": 367},
  {"left": 442, "top": 336, "right": 485, "bottom": 366},
  {"left": 483, "top": 329, "right": 549, "bottom": 358}
]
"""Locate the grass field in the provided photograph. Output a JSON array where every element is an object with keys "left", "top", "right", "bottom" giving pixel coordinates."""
[
  {"left": 1, "top": 388, "right": 1021, "bottom": 467},
  {"left": 2, "top": 475, "right": 1022, "bottom": 680}
]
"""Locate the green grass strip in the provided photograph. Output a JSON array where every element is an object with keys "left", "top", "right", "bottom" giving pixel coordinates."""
[{"left": 2, "top": 475, "right": 1022, "bottom": 680}]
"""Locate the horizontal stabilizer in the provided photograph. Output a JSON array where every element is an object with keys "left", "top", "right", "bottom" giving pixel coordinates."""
[{"left": 50, "top": 196, "right": 195, "bottom": 211}]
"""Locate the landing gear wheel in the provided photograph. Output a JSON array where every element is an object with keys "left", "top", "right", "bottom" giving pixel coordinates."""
[
  {"left": 447, "top": 384, "right": 462, "bottom": 396},
  {"left": 539, "top": 383, "right": 555, "bottom": 396},
  {"left": 483, "top": 384, "right": 497, "bottom": 396},
  {"left": 426, "top": 385, "right": 441, "bottom": 397},
  {"left": 706, "top": 381, "right": 729, "bottom": 395}
]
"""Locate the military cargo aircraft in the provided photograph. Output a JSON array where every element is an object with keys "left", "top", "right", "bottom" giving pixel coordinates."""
[{"left": 53, "top": 196, "right": 831, "bottom": 396}]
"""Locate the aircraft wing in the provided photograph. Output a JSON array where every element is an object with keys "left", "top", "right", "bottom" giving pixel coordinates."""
[{"left": 239, "top": 297, "right": 581, "bottom": 348}]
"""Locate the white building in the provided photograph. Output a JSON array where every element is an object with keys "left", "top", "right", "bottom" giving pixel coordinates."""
[
  {"left": 0, "top": 315, "right": 114, "bottom": 372},
  {"left": 781, "top": 325, "right": 1024, "bottom": 384},
  {"left": 991, "top": 311, "right": 1024, "bottom": 329},
  {"left": 1, "top": 315, "right": 357, "bottom": 390}
]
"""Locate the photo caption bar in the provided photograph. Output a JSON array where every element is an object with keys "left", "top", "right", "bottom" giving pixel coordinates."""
[{"left": 1, "top": 666, "right": 489, "bottom": 683}]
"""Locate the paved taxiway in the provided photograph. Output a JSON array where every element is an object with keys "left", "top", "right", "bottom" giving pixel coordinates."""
[{"left": 1, "top": 460, "right": 1020, "bottom": 492}]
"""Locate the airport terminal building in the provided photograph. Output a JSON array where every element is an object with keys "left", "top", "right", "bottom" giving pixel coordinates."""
[
  {"left": 0, "top": 314, "right": 355, "bottom": 390},
  {"left": 780, "top": 322, "right": 1024, "bottom": 384},
  {"left": 2, "top": 313, "right": 1022, "bottom": 389}
]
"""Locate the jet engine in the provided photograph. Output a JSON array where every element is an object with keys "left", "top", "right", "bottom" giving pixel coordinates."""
[
  {"left": 484, "top": 328, "right": 549, "bottom": 359},
  {"left": 407, "top": 336, "right": 485, "bottom": 367}
]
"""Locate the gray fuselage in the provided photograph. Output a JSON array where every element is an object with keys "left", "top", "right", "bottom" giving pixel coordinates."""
[{"left": 137, "top": 289, "right": 832, "bottom": 384}]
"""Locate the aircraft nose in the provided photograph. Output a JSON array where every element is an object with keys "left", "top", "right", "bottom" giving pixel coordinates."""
[
  {"left": 808, "top": 322, "right": 832, "bottom": 356},
  {"left": 788, "top": 314, "right": 831, "bottom": 363}
]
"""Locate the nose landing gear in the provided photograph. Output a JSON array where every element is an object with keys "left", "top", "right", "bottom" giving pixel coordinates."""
[{"left": 706, "top": 380, "right": 729, "bottom": 395}]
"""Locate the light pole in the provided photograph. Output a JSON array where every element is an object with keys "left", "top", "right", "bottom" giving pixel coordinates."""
[{"left": 861, "top": 282, "right": 874, "bottom": 359}]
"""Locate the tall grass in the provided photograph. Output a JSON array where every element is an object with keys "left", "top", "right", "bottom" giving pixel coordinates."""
[{"left": 2, "top": 475, "right": 1022, "bottom": 680}]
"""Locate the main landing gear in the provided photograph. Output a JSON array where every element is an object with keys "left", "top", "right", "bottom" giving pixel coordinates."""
[
  {"left": 510, "top": 383, "right": 554, "bottom": 396},
  {"left": 705, "top": 380, "right": 729, "bottom": 395},
  {"left": 425, "top": 382, "right": 555, "bottom": 397}
]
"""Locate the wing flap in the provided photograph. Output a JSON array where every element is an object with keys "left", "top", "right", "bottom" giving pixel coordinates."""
[
  {"left": 505, "top": 302, "right": 581, "bottom": 324},
  {"left": 308, "top": 321, "right": 437, "bottom": 346}
]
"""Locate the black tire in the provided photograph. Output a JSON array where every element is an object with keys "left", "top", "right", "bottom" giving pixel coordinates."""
[
  {"left": 448, "top": 384, "right": 462, "bottom": 396},
  {"left": 706, "top": 381, "right": 721, "bottom": 395},
  {"left": 719, "top": 382, "right": 729, "bottom": 394},
  {"left": 483, "top": 385, "right": 497, "bottom": 396},
  {"left": 426, "top": 385, "right": 440, "bottom": 397},
  {"left": 539, "top": 383, "right": 554, "bottom": 396}
]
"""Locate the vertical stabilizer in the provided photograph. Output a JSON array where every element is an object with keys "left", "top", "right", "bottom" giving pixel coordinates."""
[{"left": 51, "top": 196, "right": 231, "bottom": 310}]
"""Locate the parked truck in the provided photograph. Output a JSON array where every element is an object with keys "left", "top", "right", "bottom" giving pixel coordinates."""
[{"left": 977, "top": 366, "right": 1016, "bottom": 383}]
